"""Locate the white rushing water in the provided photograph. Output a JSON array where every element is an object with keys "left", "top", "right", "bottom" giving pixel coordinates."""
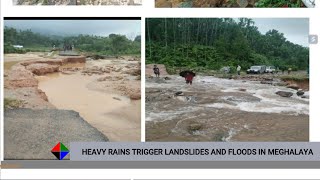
[{"left": 146, "top": 75, "right": 309, "bottom": 120}]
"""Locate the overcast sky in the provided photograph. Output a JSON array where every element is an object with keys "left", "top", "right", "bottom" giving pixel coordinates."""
[
  {"left": 250, "top": 18, "right": 309, "bottom": 47},
  {"left": 4, "top": 20, "right": 141, "bottom": 39},
  {"left": 5, "top": 18, "right": 308, "bottom": 46}
]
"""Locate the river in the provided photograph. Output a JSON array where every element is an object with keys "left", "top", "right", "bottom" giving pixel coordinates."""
[
  {"left": 146, "top": 75, "right": 309, "bottom": 142},
  {"left": 37, "top": 66, "right": 141, "bottom": 142}
]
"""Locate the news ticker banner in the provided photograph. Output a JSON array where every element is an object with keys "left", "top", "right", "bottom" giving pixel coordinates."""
[{"left": 70, "top": 142, "right": 320, "bottom": 161}]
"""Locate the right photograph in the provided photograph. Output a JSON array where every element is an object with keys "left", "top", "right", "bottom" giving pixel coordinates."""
[
  {"left": 155, "top": 0, "right": 315, "bottom": 8},
  {"left": 145, "top": 18, "right": 309, "bottom": 142}
]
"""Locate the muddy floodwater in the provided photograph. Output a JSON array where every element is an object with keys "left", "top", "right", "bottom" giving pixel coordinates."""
[
  {"left": 36, "top": 63, "right": 141, "bottom": 142},
  {"left": 146, "top": 75, "right": 309, "bottom": 142}
]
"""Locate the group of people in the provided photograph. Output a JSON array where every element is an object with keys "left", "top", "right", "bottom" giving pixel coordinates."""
[
  {"left": 152, "top": 64, "right": 243, "bottom": 85},
  {"left": 153, "top": 65, "right": 195, "bottom": 85}
]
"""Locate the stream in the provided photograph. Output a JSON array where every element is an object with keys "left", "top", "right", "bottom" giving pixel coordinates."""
[{"left": 146, "top": 75, "right": 309, "bottom": 142}]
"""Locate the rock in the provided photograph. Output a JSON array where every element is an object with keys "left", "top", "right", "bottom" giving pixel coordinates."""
[
  {"left": 164, "top": 77, "right": 171, "bottom": 80},
  {"left": 260, "top": 81, "right": 272, "bottom": 85},
  {"left": 297, "top": 90, "right": 304, "bottom": 96},
  {"left": 188, "top": 123, "right": 203, "bottom": 132},
  {"left": 238, "top": 88, "right": 246, "bottom": 92},
  {"left": 175, "top": 91, "right": 183, "bottom": 96},
  {"left": 287, "top": 84, "right": 299, "bottom": 90},
  {"left": 301, "top": 95, "right": 309, "bottom": 99},
  {"left": 276, "top": 91, "right": 293, "bottom": 98},
  {"left": 113, "top": 97, "right": 121, "bottom": 101}
]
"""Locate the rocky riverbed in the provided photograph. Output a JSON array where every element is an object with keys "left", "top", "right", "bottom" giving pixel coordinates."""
[{"left": 145, "top": 69, "right": 309, "bottom": 142}]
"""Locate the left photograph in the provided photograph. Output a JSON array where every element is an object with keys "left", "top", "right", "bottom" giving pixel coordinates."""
[{"left": 3, "top": 18, "right": 141, "bottom": 159}]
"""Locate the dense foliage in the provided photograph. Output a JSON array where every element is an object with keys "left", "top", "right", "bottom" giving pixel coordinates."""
[
  {"left": 255, "top": 0, "right": 305, "bottom": 7},
  {"left": 146, "top": 18, "right": 309, "bottom": 72},
  {"left": 4, "top": 27, "right": 141, "bottom": 55}
]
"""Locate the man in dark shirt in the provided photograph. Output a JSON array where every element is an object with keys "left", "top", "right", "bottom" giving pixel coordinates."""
[{"left": 153, "top": 65, "right": 160, "bottom": 77}]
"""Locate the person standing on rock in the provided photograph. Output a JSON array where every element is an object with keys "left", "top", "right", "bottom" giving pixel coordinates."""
[
  {"left": 237, "top": 65, "right": 241, "bottom": 76},
  {"left": 153, "top": 65, "right": 160, "bottom": 77}
]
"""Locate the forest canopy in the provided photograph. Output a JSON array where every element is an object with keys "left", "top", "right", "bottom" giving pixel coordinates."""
[
  {"left": 4, "top": 26, "right": 141, "bottom": 55},
  {"left": 146, "top": 18, "right": 309, "bottom": 72}
]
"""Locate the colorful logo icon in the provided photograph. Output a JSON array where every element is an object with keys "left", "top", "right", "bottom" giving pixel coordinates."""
[{"left": 51, "top": 142, "right": 69, "bottom": 160}]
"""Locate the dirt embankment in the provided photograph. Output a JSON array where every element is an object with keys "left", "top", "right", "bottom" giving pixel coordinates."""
[{"left": 4, "top": 56, "right": 86, "bottom": 109}]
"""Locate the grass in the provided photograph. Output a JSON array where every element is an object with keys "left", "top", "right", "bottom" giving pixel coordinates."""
[{"left": 4, "top": 98, "right": 25, "bottom": 109}]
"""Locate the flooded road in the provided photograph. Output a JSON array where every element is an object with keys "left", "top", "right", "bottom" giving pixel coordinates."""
[
  {"left": 146, "top": 75, "right": 309, "bottom": 142},
  {"left": 37, "top": 65, "right": 141, "bottom": 142}
]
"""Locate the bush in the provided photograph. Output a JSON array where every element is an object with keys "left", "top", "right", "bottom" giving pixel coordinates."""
[{"left": 4, "top": 98, "right": 24, "bottom": 109}]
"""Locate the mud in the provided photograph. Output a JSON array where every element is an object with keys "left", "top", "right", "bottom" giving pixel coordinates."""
[{"left": 145, "top": 68, "right": 309, "bottom": 142}]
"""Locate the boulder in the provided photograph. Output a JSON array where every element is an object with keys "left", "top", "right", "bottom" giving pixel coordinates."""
[
  {"left": 188, "top": 123, "right": 203, "bottom": 132},
  {"left": 175, "top": 91, "right": 184, "bottom": 96},
  {"left": 276, "top": 91, "right": 293, "bottom": 98},
  {"left": 297, "top": 90, "right": 304, "bottom": 96}
]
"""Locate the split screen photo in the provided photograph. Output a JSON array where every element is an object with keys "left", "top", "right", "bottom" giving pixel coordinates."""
[{"left": 2, "top": 17, "right": 309, "bottom": 159}]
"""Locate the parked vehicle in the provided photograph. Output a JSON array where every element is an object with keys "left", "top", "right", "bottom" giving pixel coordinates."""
[
  {"left": 247, "top": 65, "right": 266, "bottom": 74},
  {"left": 265, "top": 66, "right": 276, "bottom": 73}
]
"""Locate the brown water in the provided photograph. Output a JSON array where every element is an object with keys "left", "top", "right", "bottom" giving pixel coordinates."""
[{"left": 36, "top": 72, "right": 141, "bottom": 142}]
